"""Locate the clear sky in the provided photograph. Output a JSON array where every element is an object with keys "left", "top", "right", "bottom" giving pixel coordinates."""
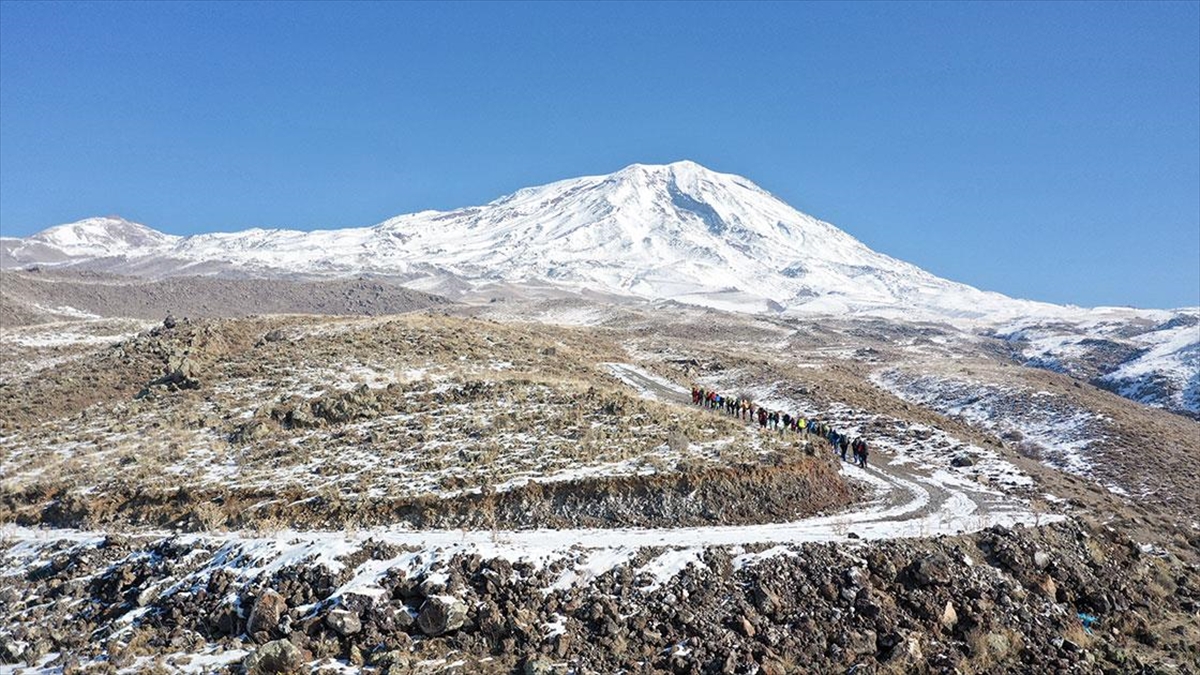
[{"left": 1, "top": 2, "right": 1197, "bottom": 308}]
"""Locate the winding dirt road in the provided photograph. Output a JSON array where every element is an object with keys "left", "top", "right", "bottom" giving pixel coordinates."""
[{"left": 599, "top": 362, "right": 1057, "bottom": 545}]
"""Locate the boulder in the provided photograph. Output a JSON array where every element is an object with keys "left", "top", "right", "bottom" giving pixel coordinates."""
[
  {"left": 908, "top": 552, "right": 953, "bottom": 587},
  {"left": 417, "top": 595, "right": 467, "bottom": 636},
  {"left": 244, "top": 639, "right": 305, "bottom": 675},
  {"left": 951, "top": 454, "right": 974, "bottom": 468},
  {"left": 248, "top": 590, "right": 288, "bottom": 637},
  {"left": 325, "top": 609, "right": 362, "bottom": 636}
]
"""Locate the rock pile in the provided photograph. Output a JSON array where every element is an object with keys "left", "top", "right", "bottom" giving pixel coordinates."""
[{"left": 3, "top": 520, "right": 1197, "bottom": 673}]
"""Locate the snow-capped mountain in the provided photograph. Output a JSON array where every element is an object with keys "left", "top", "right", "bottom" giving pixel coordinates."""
[
  {"left": 2, "top": 216, "right": 179, "bottom": 259},
  {"left": 3, "top": 161, "right": 1196, "bottom": 416},
  {"left": 3, "top": 161, "right": 1047, "bottom": 319}
]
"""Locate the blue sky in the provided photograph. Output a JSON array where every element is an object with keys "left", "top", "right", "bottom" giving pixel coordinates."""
[{"left": 1, "top": 1, "right": 1197, "bottom": 308}]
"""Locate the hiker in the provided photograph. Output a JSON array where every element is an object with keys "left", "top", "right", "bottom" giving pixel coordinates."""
[
  {"left": 858, "top": 440, "right": 870, "bottom": 468},
  {"left": 839, "top": 435, "right": 849, "bottom": 462},
  {"left": 758, "top": 407, "right": 768, "bottom": 428}
]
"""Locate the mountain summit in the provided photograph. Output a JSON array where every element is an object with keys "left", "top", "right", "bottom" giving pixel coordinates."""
[
  {"left": 29, "top": 216, "right": 181, "bottom": 257},
  {"left": 1, "top": 161, "right": 1040, "bottom": 319}
]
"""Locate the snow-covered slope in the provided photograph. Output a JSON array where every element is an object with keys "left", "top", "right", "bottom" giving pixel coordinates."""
[
  {"left": 23, "top": 216, "right": 180, "bottom": 257},
  {"left": 994, "top": 309, "right": 1200, "bottom": 418}
]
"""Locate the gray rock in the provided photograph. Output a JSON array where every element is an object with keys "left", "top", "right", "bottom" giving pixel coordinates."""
[
  {"left": 908, "top": 552, "right": 953, "bottom": 587},
  {"left": 417, "top": 595, "right": 467, "bottom": 636},
  {"left": 325, "top": 609, "right": 362, "bottom": 636},
  {"left": 951, "top": 454, "right": 974, "bottom": 467},
  {"left": 244, "top": 639, "right": 304, "bottom": 674}
]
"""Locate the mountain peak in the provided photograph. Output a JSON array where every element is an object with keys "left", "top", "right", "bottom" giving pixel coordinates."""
[
  {"left": 32, "top": 216, "right": 178, "bottom": 257},
  {"left": 612, "top": 160, "right": 728, "bottom": 182},
  {"left": 618, "top": 159, "right": 705, "bottom": 172}
]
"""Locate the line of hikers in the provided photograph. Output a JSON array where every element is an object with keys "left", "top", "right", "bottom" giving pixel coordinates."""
[{"left": 691, "top": 386, "right": 871, "bottom": 468}]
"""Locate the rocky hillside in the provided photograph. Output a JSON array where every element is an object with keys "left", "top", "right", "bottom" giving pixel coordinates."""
[
  {"left": 3, "top": 517, "right": 1197, "bottom": 674},
  {"left": 0, "top": 270, "right": 448, "bottom": 328},
  {"left": 2, "top": 299, "right": 1197, "bottom": 673}
]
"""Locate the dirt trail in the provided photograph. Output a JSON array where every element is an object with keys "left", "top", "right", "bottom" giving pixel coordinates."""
[{"left": 599, "top": 362, "right": 1058, "bottom": 544}]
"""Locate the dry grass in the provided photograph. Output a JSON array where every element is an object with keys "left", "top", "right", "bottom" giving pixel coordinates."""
[{"left": 0, "top": 313, "right": 797, "bottom": 528}]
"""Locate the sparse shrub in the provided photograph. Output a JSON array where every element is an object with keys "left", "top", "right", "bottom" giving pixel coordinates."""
[{"left": 189, "top": 502, "right": 228, "bottom": 531}]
